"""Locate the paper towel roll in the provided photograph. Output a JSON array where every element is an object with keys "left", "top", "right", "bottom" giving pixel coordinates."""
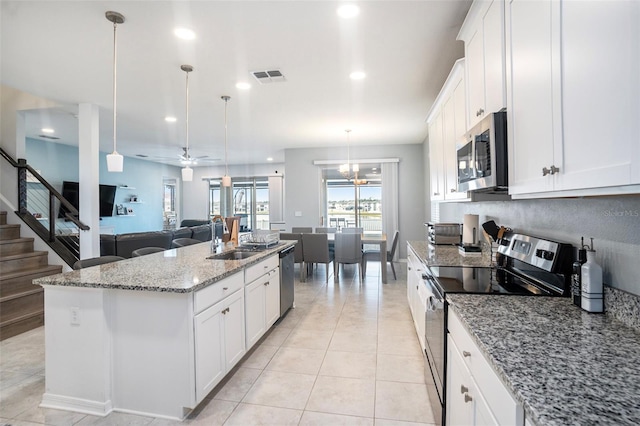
[{"left": 462, "top": 214, "right": 480, "bottom": 245}]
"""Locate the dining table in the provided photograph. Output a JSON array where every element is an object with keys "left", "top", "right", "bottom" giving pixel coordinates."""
[{"left": 327, "top": 232, "right": 388, "bottom": 284}]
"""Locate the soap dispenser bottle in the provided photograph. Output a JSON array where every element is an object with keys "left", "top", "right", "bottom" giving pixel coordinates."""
[{"left": 581, "top": 238, "right": 603, "bottom": 313}]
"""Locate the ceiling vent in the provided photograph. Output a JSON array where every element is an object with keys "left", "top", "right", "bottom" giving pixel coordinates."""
[
  {"left": 38, "top": 134, "right": 60, "bottom": 140},
  {"left": 251, "top": 69, "right": 286, "bottom": 84}
]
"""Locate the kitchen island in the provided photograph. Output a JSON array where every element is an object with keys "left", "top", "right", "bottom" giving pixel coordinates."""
[
  {"left": 34, "top": 241, "right": 295, "bottom": 420},
  {"left": 447, "top": 295, "right": 640, "bottom": 426}
]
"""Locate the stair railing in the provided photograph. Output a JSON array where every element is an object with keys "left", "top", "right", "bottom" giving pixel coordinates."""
[{"left": 1, "top": 147, "right": 89, "bottom": 266}]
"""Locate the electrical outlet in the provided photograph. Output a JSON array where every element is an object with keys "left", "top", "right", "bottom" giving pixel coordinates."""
[{"left": 70, "top": 307, "right": 80, "bottom": 325}]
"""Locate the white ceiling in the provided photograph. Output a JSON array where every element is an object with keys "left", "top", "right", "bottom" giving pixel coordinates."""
[{"left": 1, "top": 1, "right": 470, "bottom": 167}]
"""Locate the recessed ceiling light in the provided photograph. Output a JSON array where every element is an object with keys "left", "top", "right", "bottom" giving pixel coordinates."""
[
  {"left": 174, "top": 28, "right": 196, "bottom": 40},
  {"left": 41, "top": 128, "right": 55, "bottom": 133},
  {"left": 337, "top": 4, "right": 360, "bottom": 19},
  {"left": 350, "top": 71, "right": 366, "bottom": 80},
  {"left": 267, "top": 157, "right": 273, "bottom": 162},
  {"left": 165, "top": 116, "right": 177, "bottom": 123},
  {"left": 236, "top": 82, "right": 251, "bottom": 90}
]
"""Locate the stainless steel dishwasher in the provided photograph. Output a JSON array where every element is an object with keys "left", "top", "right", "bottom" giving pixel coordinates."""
[{"left": 279, "top": 246, "right": 295, "bottom": 316}]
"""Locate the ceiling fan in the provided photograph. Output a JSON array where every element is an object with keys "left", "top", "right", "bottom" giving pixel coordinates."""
[{"left": 144, "top": 147, "right": 220, "bottom": 165}]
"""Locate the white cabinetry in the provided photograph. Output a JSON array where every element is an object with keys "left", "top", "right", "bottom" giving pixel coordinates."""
[
  {"left": 407, "top": 244, "right": 427, "bottom": 351},
  {"left": 244, "top": 255, "right": 280, "bottom": 348},
  {"left": 447, "top": 309, "right": 523, "bottom": 426},
  {"left": 506, "top": 0, "right": 640, "bottom": 198},
  {"left": 194, "top": 273, "right": 246, "bottom": 403},
  {"left": 458, "top": 0, "right": 506, "bottom": 128},
  {"left": 427, "top": 59, "right": 469, "bottom": 202}
]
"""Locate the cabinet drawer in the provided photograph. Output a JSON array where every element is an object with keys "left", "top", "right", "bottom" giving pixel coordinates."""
[
  {"left": 194, "top": 273, "right": 244, "bottom": 314},
  {"left": 449, "top": 309, "right": 522, "bottom": 425},
  {"left": 245, "top": 255, "right": 278, "bottom": 284}
]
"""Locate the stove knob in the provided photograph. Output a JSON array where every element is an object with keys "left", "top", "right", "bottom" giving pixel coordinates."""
[{"left": 535, "top": 249, "right": 555, "bottom": 261}]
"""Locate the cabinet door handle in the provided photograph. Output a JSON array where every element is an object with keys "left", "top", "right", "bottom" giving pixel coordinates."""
[
  {"left": 408, "top": 266, "right": 412, "bottom": 271},
  {"left": 542, "top": 165, "right": 561, "bottom": 176},
  {"left": 476, "top": 108, "right": 484, "bottom": 117},
  {"left": 462, "top": 351, "right": 471, "bottom": 357},
  {"left": 264, "top": 282, "right": 269, "bottom": 286},
  {"left": 433, "top": 192, "right": 440, "bottom": 196},
  {"left": 464, "top": 394, "right": 473, "bottom": 403},
  {"left": 223, "top": 287, "right": 229, "bottom": 291},
  {"left": 450, "top": 188, "right": 456, "bottom": 193},
  {"left": 222, "top": 307, "right": 230, "bottom": 315},
  {"left": 460, "top": 385, "right": 469, "bottom": 394}
]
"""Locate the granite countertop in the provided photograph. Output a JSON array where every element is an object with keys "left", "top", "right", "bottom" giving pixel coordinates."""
[
  {"left": 34, "top": 241, "right": 295, "bottom": 293},
  {"left": 447, "top": 295, "right": 640, "bottom": 426},
  {"left": 408, "top": 240, "right": 492, "bottom": 268}
]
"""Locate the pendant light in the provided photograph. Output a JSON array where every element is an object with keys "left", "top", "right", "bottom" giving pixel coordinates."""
[
  {"left": 105, "top": 11, "right": 125, "bottom": 172},
  {"left": 181, "top": 65, "right": 194, "bottom": 182},
  {"left": 221, "top": 95, "right": 232, "bottom": 187},
  {"left": 339, "top": 129, "right": 359, "bottom": 179}
]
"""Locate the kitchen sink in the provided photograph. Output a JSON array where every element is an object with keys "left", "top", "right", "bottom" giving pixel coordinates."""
[{"left": 206, "top": 250, "right": 260, "bottom": 261}]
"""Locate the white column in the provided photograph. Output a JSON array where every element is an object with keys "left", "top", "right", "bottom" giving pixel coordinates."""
[{"left": 78, "top": 103, "right": 100, "bottom": 259}]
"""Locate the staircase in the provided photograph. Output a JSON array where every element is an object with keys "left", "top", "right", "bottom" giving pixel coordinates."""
[{"left": 0, "top": 211, "right": 62, "bottom": 340}]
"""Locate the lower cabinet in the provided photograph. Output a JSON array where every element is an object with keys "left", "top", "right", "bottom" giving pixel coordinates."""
[
  {"left": 407, "top": 244, "right": 427, "bottom": 352},
  {"left": 245, "top": 266, "right": 280, "bottom": 348},
  {"left": 194, "top": 288, "right": 245, "bottom": 403},
  {"left": 245, "top": 254, "right": 280, "bottom": 349},
  {"left": 447, "top": 309, "right": 523, "bottom": 426}
]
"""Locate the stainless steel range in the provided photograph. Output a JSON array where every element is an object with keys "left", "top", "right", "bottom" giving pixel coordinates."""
[{"left": 422, "top": 233, "right": 574, "bottom": 426}]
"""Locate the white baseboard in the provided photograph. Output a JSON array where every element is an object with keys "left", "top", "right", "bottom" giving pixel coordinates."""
[{"left": 40, "top": 393, "right": 113, "bottom": 417}]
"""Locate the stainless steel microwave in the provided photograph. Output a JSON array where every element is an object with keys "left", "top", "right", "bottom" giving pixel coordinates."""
[{"left": 457, "top": 111, "right": 508, "bottom": 192}]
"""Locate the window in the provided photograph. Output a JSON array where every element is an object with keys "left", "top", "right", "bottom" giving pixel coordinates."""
[
  {"left": 323, "top": 164, "right": 382, "bottom": 233},
  {"left": 209, "top": 177, "right": 270, "bottom": 231},
  {"left": 163, "top": 182, "right": 175, "bottom": 212}
]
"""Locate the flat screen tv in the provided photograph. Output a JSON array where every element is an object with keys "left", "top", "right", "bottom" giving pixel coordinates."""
[{"left": 58, "top": 181, "right": 117, "bottom": 218}]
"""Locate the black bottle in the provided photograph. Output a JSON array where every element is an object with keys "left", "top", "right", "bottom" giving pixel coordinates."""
[{"left": 572, "top": 247, "right": 587, "bottom": 308}]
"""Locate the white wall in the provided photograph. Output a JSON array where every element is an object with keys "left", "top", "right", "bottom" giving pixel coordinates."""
[{"left": 284, "top": 143, "right": 426, "bottom": 259}]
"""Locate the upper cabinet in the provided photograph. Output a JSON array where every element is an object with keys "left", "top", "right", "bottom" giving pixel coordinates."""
[
  {"left": 427, "top": 59, "right": 469, "bottom": 202},
  {"left": 458, "top": 0, "right": 506, "bottom": 128},
  {"left": 506, "top": 0, "right": 640, "bottom": 198}
]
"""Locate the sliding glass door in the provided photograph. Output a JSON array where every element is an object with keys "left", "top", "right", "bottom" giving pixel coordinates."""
[{"left": 209, "top": 177, "right": 270, "bottom": 231}]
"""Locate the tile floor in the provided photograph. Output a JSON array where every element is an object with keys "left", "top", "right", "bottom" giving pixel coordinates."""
[{"left": 0, "top": 262, "right": 434, "bottom": 425}]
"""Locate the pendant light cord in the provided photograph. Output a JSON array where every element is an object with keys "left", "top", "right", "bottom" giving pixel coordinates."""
[
  {"left": 185, "top": 70, "right": 189, "bottom": 159},
  {"left": 112, "top": 20, "right": 118, "bottom": 153},
  {"left": 224, "top": 97, "right": 229, "bottom": 176}
]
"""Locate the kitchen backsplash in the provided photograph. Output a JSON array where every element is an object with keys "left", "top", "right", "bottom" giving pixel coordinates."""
[{"left": 437, "top": 195, "right": 640, "bottom": 298}]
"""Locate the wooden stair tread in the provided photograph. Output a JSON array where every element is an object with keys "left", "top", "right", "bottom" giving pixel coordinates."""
[
  {"left": 0, "top": 224, "right": 20, "bottom": 229},
  {"left": 0, "top": 309, "right": 44, "bottom": 327},
  {"left": 0, "top": 287, "right": 43, "bottom": 303},
  {"left": 0, "top": 237, "right": 34, "bottom": 245},
  {"left": 0, "top": 264, "right": 62, "bottom": 281},
  {"left": 0, "top": 251, "right": 48, "bottom": 262}
]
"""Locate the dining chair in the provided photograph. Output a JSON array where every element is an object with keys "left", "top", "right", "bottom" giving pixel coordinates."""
[
  {"left": 315, "top": 227, "right": 337, "bottom": 233},
  {"left": 280, "top": 232, "right": 305, "bottom": 282},
  {"left": 73, "top": 255, "right": 125, "bottom": 270},
  {"left": 131, "top": 247, "right": 165, "bottom": 257},
  {"left": 171, "top": 238, "right": 202, "bottom": 248},
  {"left": 342, "top": 227, "right": 363, "bottom": 234},
  {"left": 301, "top": 233, "right": 334, "bottom": 283},
  {"left": 363, "top": 230, "right": 399, "bottom": 280},
  {"left": 292, "top": 227, "right": 313, "bottom": 233},
  {"left": 329, "top": 218, "right": 338, "bottom": 228},
  {"left": 333, "top": 233, "right": 363, "bottom": 282}
]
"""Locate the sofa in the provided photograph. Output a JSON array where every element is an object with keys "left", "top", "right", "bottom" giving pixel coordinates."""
[{"left": 100, "top": 222, "right": 212, "bottom": 258}]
